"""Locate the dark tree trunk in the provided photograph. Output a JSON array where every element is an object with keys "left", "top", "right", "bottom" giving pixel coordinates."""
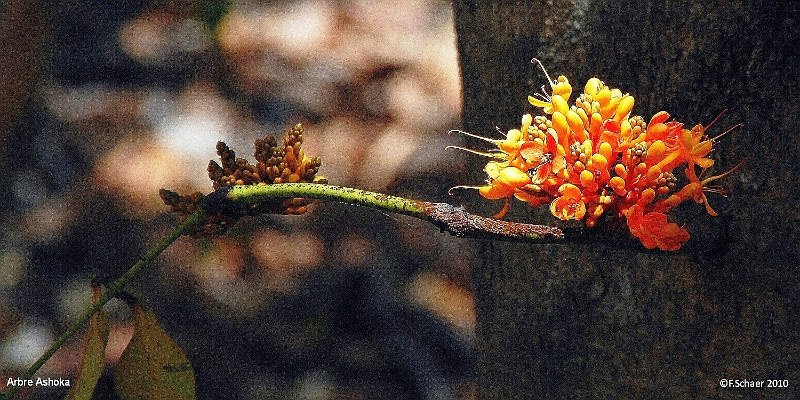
[{"left": 453, "top": 1, "right": 799, "bottom": 398}]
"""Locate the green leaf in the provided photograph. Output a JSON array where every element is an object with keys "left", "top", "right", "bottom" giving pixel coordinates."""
[
  {"left": 66, "top": 289, "right": 109, "bottom": 400},
  {"left": 114, "top": 304, "right": 196, "bottom": 400}
]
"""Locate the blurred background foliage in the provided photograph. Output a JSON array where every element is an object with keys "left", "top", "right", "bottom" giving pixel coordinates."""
[{"left": 0, "top": 0, "right": 479, "bottom": 398}]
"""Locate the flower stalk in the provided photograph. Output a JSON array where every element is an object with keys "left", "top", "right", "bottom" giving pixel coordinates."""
[{"left": 220, "top": 183, "right": 565, "bottom": 242}]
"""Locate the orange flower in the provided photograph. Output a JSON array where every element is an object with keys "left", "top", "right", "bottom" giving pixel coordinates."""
[
  {"left": 655, "top": 163, "right": 741, "bottom": 216},
  {"left": 478, "top": 162, "right": 531, "bottom": 200},
  {"left": 598, "top": 119, "right": 622, "bottom": 150},
  {"left": 452, "top": 62, "right": 738, "bottom": 251},
  {"left": 626, "top": 205, "right": 690, "bottom": 251},
  {"left": 645, "top": 111, "right": 671, "bottom": 141},
  {"left": 550, "top": 183, "right": 586, "bottom": 220},
  {"left": 527, "top": 58, "right": 572, "bottom": 115},
  {"left": 519, "top": 132, "right": 566, "bottom": 183},
  {"left": 514, "top": 188, "right": 551, "bottom": 207},
  {"left": 643, "top": 111, "right": 684, "bottom": 151},
  {"left": 676, "top": 124, "right": 715, "bottom": 169}
]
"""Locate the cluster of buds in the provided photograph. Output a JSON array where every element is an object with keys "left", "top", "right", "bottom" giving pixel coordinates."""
[
  {"left": 453, "top": 60, "right": 737, "bottom": 251},
  {"left": 208, "top": 124, "right": 322, "bottom": 190},
  {"left": 161, "top": 123, "right": 325, "bottom": 236}
]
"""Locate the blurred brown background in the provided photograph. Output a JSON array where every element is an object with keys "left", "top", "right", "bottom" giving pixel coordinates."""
[{"left": 0, "top": 1, "right": 479, "bottom": 398}]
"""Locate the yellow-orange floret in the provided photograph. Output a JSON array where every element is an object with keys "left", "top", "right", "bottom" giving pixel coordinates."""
[{"left": 550, "top": 184, "right": 586, "bottom": 220}]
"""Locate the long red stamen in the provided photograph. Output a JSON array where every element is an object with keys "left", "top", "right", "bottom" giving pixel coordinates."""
[
  {"left": 700, "top": 160, "right": 745, "bottom": 185},
  {"left": 704, "top": 109, "right": 728, "bottom": 131},
  {"left": 703, "top": 186, "right": 730, "bottom": 196},
  {"left": 710, "top": 123, "right": 744, "bottom": 142}
]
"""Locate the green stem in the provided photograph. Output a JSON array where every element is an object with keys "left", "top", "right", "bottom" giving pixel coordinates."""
[
  {"left": 226, "top": 183, "right": 565, "bottom": 241},
  {"left": 2, "top": 210, "right": 205, "bottom": 400},
  {"left": 228, "top": 183, "right": 428, "bottom": 217}
]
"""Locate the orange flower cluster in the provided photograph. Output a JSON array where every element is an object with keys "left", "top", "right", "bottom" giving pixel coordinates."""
[{"left": 455, "top": 61, "right": 736, "bottom": 251}]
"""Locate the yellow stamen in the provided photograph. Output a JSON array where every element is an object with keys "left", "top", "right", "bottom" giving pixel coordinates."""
[
  {"left": 531, "top": 57, "right": 555, "bottom": 87},
  {"left": 444, "top": 146, "right": 506, "bottom": 159},
  {"left": 448, "top": 129, "right": 499, "bottom": 144}
]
